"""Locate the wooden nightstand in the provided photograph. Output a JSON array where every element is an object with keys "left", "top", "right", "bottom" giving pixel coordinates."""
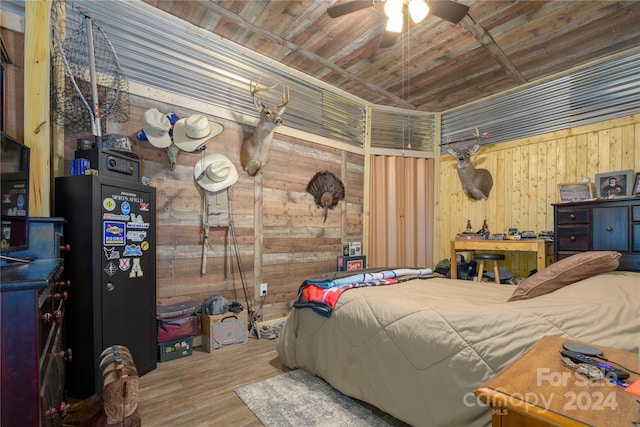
[{"left": 475, "top": 335, "right": 640, "bottom": 427}]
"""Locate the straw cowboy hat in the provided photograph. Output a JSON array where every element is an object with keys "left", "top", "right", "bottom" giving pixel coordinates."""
[
  {"left": 173, "top": 114, "right": 224, "bottom": 152},
  {"left": 193, "top": 153, "right": 238, "bottom": 192},
  {"left": 140, "top": 108, "right": 173, "bottom": 148}
]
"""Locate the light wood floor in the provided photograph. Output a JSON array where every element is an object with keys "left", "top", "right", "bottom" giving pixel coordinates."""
[
  {"left": 137, "top": 337, "right": 289, "bottom": 426},
  {"left": 137, "top": 336, "right": 408, "bottom": 426}
]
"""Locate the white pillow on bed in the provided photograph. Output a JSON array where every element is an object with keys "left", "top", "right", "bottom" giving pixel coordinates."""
[{"left": 507, "top": 251, "right": 621, "bottom": 302}]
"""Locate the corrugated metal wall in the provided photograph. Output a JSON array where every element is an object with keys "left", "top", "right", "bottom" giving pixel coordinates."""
[
  {"left": 45, "top": 0, "right": 436, "bottom": 152},
  {"left": 441, "top": 51, "right": 640, "bottom": 150},
  {"left": 370, "top": 106, "right": 437, "bottom": 152},
  {"left": 41, "top": 0, "right": 370, "bottom": 148}
]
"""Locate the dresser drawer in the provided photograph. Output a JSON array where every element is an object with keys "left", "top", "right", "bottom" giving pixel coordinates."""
[
  {"left": 593, "top": 206, "right": 628, "bottom": 251},
  {"left": 556, "top": 226, "right": 590, "bottom": 251},
  {"left": 619, "top": 254, "right": 640, "bottom": 271},
  {"left": 554, "top": 199, "right": 640, "bottom": 273},
  {"left": 556, "top": 208, "right": 590, "bottom": 224}
]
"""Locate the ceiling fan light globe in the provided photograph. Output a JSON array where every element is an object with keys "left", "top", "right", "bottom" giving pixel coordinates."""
[
  {"left": 386, "top": 13, "right": 403, "bottom": 32},
  {"left": 408, "top": 0, "right": 429, "bottom": 23},
  {"left": 384, "top": 0, "right": 404, "bottom": 18}
]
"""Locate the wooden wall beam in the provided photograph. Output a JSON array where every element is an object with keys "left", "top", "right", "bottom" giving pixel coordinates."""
[{"left": 24, "top": 0, "right": 52, "bottom": 217}]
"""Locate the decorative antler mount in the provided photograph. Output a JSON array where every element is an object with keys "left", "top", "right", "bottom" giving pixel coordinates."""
[
  {"left": 445, "top": 128, "right": 493, "bottom": 200},
  {"left": 241, "top": 76, "right": 289, "bottom": 176}
]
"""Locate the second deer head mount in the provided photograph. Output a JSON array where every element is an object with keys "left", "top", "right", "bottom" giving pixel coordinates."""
[
  {"left": 445, "top": 128, "right": 493, "bottom": 200},
  {"left": 241, "top": 76, "right": 289, "bottom": 176}
]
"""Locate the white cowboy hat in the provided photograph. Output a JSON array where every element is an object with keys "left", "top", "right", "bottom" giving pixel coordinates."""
[
  {"left": 140, "top": 108, "right": 173, "bottom": 148},
  {"left": 173, "top": 114, "right": 224, "bottom": 152},
  {"left": 193, "top": 153, "right": 238, "bottom": 192}
]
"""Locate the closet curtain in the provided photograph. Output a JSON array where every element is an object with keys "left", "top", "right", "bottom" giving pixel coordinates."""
[{"left": 368, "top": 155, "right": 435, "bottom": 268}]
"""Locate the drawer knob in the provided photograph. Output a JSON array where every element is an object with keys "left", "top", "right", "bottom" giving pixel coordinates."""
[
  {"left": 56, "top": 279, "right": 71, "bottom": 288},
  {"left": 50, "top": 291, "right": 68, "bottom": 301},
  {"left": 569, "top": 214, "right": 576, "bottom": 220},
  {"left": 606, "top": 226, "right": 613, "bottom": 232},
  {"left": 41, "top": 310, "right": 64, "bottom": 324},
  {"left": 570, "top": 236, "right": 576, "bottom": 241},
  {"left": 42, "top": 310, "right": 63, "bottom": 324},
  {"left": 46, "top": 402, "right": 68, "bottom": 417},
  {"left": 57, "top": 348, "right": 73, "bottom": 362}
]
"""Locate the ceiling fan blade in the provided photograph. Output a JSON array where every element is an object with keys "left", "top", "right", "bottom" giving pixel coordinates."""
[
  {"left": 327, "top": 1, "right": 375, "bottom": 18},
  {"left": 379, "top": 31, "right": 398, "bottom": 49},
  {"left": 429, "top": 0, "right": 470, "bottom": 24}
]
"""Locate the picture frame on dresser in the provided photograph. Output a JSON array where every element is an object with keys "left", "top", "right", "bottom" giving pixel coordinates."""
[
  {"left": 633, "top": 172, "right": 640, "bottom": 195},
  {"left": 595, "top": 169, "right": 633, "bottom": 198},
  {"left": 557, "top": 182, "right": 593, "bottom": 203}
]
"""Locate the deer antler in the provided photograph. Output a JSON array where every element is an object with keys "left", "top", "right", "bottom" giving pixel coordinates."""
[
  {"left": 278, "top": 84, "right": 290, "bottom": 108},
  {"left": 444, "top": 129, "right": 490, "bottom": 146},
  {"left": 249, "top": 76, "right": 290, "bottom": 108},
  {"left": 249, "top": 75, "right": 278, "bottom": 98}
]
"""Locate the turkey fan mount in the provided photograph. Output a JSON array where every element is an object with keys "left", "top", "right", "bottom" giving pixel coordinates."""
[{"left": 306, "top": 171, "right": 345, "bottom": 223}]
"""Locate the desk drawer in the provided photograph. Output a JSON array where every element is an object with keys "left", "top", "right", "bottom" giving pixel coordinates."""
[
  {"left": 556, "top": 208, "right": 590, "bottom": 225},
  {"left": 556, "top": 226, "right": 590, "bottom": 251}
]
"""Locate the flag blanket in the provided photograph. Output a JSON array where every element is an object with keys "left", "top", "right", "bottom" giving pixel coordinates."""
[{"left": 293, "top": 268, "right": 432, "bottom": 317}]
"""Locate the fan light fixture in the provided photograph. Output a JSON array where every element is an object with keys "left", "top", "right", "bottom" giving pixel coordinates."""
[{"left": 385, "top": 0, "right": 430, "bottom": 32}]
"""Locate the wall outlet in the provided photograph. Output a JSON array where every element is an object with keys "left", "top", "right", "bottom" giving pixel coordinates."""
[{"left": 260, "top": 283, "right": 268, "bottom": 296}]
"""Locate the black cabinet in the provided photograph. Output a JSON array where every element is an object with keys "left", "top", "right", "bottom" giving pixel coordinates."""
[
  {"left": 554, "top": 197, "right": 640, "bottom": 271},
  {"left": 55, "top": 175, "right": 157, "bottom": 399}
]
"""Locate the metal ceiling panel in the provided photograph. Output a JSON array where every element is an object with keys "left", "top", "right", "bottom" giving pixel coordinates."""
[{"left": 441, "top": 52, "right": 640, "bottom": 150}]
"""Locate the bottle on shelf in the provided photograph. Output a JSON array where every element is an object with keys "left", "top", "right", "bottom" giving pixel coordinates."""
[{"left": 466, "top": 220, "right": 473, "bottom": 233}]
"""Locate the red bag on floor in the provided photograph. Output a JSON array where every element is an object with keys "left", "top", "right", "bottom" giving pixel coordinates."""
[{"left": 157, "top": 300, "right": 201, "bottom": 342}]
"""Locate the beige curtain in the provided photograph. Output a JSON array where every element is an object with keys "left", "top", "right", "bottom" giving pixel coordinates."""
[{"left": 369, "top": 155, "right": 435, "bottom": 268}]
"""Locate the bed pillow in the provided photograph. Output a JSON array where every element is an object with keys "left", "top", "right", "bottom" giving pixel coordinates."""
[{"left": 507, "top": 251, "right": 621, "bottom": 301}]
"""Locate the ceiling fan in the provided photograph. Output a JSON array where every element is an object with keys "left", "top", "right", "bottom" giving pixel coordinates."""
[{"left": 327, "top": 0, "right": 469, "bottom": 48}]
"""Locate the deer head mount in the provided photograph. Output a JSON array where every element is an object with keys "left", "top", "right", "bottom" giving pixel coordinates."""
[
  {"left": 445, "top": 129, "right": 493, "bottom": 200},
  {"left": 240, "top": 76, "right": 289, "bottom": 176}
]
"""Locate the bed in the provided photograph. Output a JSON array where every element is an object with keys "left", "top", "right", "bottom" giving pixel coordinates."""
[{"left": 276, "top": 255, "right": 640, "bottom": 427}]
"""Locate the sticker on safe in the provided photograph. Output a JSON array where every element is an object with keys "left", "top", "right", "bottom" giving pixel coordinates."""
[{"left": 104, "top": 221, "right": 126, "bottom": 246}]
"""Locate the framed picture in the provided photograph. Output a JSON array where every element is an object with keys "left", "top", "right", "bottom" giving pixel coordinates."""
[
  {"left": 557, "top": 183, "right": 593, "bottom": 203},
  {"left": 633, "top": 172, "right": 640, "bottom": 196},
  {"left": 595, "top": 170, "right": 633, "bottom": 198}
]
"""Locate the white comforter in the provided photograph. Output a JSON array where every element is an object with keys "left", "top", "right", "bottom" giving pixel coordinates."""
[{"left": 277, "top": 271, "right": 640, "bottom": 427}]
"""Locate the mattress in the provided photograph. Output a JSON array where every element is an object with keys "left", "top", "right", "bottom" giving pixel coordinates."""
[{"left": 276, "top": 271, "right": 640, "bottom": 427}]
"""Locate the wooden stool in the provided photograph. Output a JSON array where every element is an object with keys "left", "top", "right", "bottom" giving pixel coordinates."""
[{"left": 475, "top": 253, "right": 505, "bottom": 283}]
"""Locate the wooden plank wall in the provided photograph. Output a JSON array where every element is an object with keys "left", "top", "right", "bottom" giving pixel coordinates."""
[
  {"left": 436, "top": 114, "right": 640, "bottom": 278},
  {"left": 62, "top": 94, "right": 364, "bottom": 322}
]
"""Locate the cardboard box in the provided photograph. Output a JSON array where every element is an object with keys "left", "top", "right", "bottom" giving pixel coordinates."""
[
  {"left": 157, "top": 336, "right": 193, "bottom": 362},
  {"left": 336, "top": 255, "right": 366, "bottom": 271},
  {"left": 200, "top": 313, "right": 247, "bottom": 352}
]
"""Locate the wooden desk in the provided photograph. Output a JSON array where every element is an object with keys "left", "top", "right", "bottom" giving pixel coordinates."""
[
  {"left": 450, "top": 239, "right": 552, "bottom": 279},
  {"left": 475, "top": 335, "right": 640, "bottom": 426}
]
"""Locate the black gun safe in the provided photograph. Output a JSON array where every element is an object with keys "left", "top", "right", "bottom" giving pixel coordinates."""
[{"left": 55, "top": 175, "right": 157, "bottom": 398}]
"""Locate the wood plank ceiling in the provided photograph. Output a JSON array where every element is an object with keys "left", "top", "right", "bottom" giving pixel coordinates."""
[{"left": 142, "top": 1, "right": 640, "bottom": 113}]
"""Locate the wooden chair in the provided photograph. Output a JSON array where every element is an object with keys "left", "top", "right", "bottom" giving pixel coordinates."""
[{"left": 475, "top": 253, "right": 505, "bottom": 283}]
